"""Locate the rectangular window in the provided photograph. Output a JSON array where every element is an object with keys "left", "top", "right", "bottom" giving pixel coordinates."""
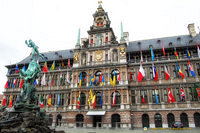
[
  {"left": 164, "top": 88, "right": 168, "bottom": 103},
  {"left": 91, "top": 39, "right": 93, "bottom": 44},
  {"left": 173, "top": 65, "right": 177, "bottom": 78},
  {"left": 90, "top": 55, "right": 92, "bottom": 62},
  {"left": 150, "top": 67, "right": 153, "bottom": 79},
  {"left": 184, "top": 64, "right": 190, "bottom": 77},
  {"left": 105, "top": 54, "right": 108, "bottom": 61},
  {"left": 196, "top": 63, "right": 200, "bottom": 76},
  {"left": 161, "top": 66, "right": 165, "bottom": 79},
  {"left": 176, "top": 88, "right": 180, "bottom": 102},
  {"left": 131, "top": 90, "right": 135, "bottom": 104}
]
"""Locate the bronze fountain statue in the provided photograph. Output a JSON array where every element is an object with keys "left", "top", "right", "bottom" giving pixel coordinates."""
[{"left": 0, "top": 40, "right": 56, "bottom": 133}]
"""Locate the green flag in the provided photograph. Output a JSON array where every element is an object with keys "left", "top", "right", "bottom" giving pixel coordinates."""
[
  {"left": 60, "top": 72, "right": 63, "bottom": 86},
  {"left": 194, "top": 83, "right": 200, "bottom": 97}
]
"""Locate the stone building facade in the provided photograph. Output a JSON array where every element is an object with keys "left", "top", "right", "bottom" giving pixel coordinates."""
[{"left": 3, "top": 3, "right": 200, "bottom": 128}]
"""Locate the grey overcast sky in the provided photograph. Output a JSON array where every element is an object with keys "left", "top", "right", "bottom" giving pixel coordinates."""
[{"left": 0, "top": 0, "right": 200, "bottom": 94}]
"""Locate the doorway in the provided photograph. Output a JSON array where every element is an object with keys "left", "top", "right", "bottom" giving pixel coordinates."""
[{"left": 93, "top": 116, "right": 102, "bottom": 127}]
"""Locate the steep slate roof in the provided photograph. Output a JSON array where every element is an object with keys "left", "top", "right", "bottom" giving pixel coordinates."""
[
  {"left": 127, "top": 34, "right": 200, "bottom": 52},
  {"left": 17, "top": 49, "right": 74, "bottom": 65}
]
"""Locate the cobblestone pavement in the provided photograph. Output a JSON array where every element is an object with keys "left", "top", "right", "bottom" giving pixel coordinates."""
[{"left": 55, "top": 127, "right": 200, "bottom": 133}]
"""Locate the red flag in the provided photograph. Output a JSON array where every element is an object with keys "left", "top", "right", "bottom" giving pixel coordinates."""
[
  {"left": 164, "top": 65, "right": 170, "bottom": 80},
  {"left": 77, "top": 90, "right": 81, "bottom": 109},
  {"left": 9, "top": 93, "right": 13, "bottom": 108},
  {"left": 51, "top": 75, "right": 54, "bottom": 86},
  {"left": 118, "top": 72, "right": 120, "bottom": 81},
  {"left": 43, "top": 60, "right": 48, "bottom": 73},
  {"left": 137, "top": 64, "right": 145, "bottom": 82},
  {"left": 112, "top": 87, "right": 116, "bottom": 106},
  {"left": 162, "top": 40, "right": 165, "bottom": 57},
  {"left": 92, "top": 94, "right": 96, "bottom": 109},
  {"left": 20, "top": 79, "right": 24, "bottom": 88},
  {"left": 99, "top": 73, "right": 103, "bottom": 83},
  {"left": 4, "top": 80, "right": 9, "bottom": 89},
  {"left": 153, "top": 64, "right": 158, "bottom": 81},
  {"left": 180, "top": 87, "right": 185, "bottom": 101},
  {"left": 2, "top": 95, "right": 6, "bottom": 106},
  {"left": 68, "top": 59, "right": 71, "bottom": 69},
  {"left": 130, "top": 72, "right": 132, "bottom": 80},
  {"left": 168, "top": 88, "right": 175, "bottom": 103},
  {"left": 142, "top": 93, "right": 145, "bottom": 104}
]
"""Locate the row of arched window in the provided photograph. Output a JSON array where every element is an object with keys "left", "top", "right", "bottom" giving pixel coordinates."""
[{"left": 142, "top": 112, "right": 200, "bottom": 128}]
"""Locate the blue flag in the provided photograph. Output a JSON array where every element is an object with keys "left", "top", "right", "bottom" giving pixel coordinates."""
[
  {"left": 155, "top": 90, "right": 158, "bottom": 104},
  {"left": 100, "top": 90, "right": 104, "bottom": 107},
  {"left": 187, "top": 48, "right": 191, "bottom": 59},
  {"left": 151, "top": 47, "right": 154, "bottom": 61},
  {"left": 57, "top": 93, "right": 60, "bottom": 107},
  {"left": 23, "top": 65, "right": 26, "bottom": 72},
  {"left": 89, "top": 75, "right": 93, "bottom": 88}
]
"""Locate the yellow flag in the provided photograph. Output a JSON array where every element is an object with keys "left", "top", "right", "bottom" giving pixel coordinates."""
[
  {"left": 113, "top": 75, "right": 116, "bottom": 87},
  {"left": 88, "top": 89, "right": 93, "bottom": 107},
  {"left": 110, "top": 74, "right": 113, "bottom": 86}
]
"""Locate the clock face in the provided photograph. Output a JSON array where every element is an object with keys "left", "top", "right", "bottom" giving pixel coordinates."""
[{"left": 95, "top": 51, "right": 103, "bottom": 62}]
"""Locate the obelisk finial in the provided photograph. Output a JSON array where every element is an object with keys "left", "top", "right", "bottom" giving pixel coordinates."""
[{"left": 76, "top": 28, "right": 80, "bottom": 47}]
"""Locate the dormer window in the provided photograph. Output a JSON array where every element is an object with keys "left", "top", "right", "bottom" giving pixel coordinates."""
[{"left": 169, "top": 42, "right": 173, "bottom": 46}]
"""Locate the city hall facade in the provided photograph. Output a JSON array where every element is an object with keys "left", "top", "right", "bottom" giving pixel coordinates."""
[{"left": 3, "top": 3, "right": 200, "bottom": 128}]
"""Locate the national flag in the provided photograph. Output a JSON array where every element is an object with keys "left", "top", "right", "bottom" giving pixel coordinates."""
[
  {"left": 197, "top": 42, "right": 200, "bottom": 58},
  {"left": 194, "top": 84, "right": 200, "bottom": 97},
  {"left": 77, "top": 90, "right": 81, "bottom": 109},
  {"left": 110, "top": 74, "right": 113, "bottom": 86},
  {"left": 152, "top": 64, "right": 158, "bottom": 81},
  {"left": 2, "top": 95, "right": 6, "bottom": 106},
  {"left": 92, "top": 94, "right": 96, "bottom": 109},
  {"left": 47, "top": 94, "right": 52, "bottom": 106},
  {"left": 140, "top": 48, "right": 143, "bottom": 64},
  {"left": 89, "top": 75, "right": 93, "bottom": 88},
  {"left": 12, "top": 77, "right": 17, "bottom": 88},
  {"left": 142, "top": 90, "right": 145, "bottom": 104},
  {"left": 118, "top": 72, "right": 120, "bottom": 81},
  {"left": 68, "top": 59, "right": 71, "bottom": 69},
  {"left": 187, "top": 48, "right": 191, "bottom": 59},
  {"left": 34, "top": 79, "right": 38, "bottom": 86},
  {"left": 188, "top": 61, "right": 196, "bottom": 77},
  {"left": 50, "top": 61, "right": 55, "bottom": 71},
  {"left": 99, "top": 73, "right": 103, "bottom": 83},
  {"left": 174, "top": 49, "right": 179, "bottom": 60},
  {"left": 43, "top": 60, "right": 48, "bottom": 73},
  {"left": 113, "top": 70, "right": 116, "bottom": 87},
  {"left": 150, "top": 47, "right": 154, "bottom": 61},
  {"left": 62, "top": 58, "right": 66, "bottom": 68},
  {"left": 40, "top": 95, "right": 44, "bottom": 108},
  {"left": 59, "top": 72, "right": 63, "bottom": 85},
  {"left": 155, "top": 89, "right": 159, "bottom": 104},
  {"left": 9, "top": 93, "right": 13, "bottom": 108},
  {"left": 100, "top": 90, "right": 104, "bottom": 107},
  {"left": 112, "top": 88, "right": 116, "bottom": 106},
  {"left": 22, "top": 65, "right": 26, "bottom": 72},
  {"left": 67, "top": 71, "right": 70, "bottom": 83},
  {"left": 51, "top": 75, "right": 54, "bottom": 86},
  {"left": 15, "top": 64, "right": 19, "bottom": 73},
  {"left": 41, "top": 74, "right": 46, "bottom": 86},
  {"left": 4, "top": 79, "right": 10, "bottom": 89},
  {"left": 130, "top": 71, "right": 132, "bottom": 80},
  {"left": 164, "top": 65, "right": 170, "bottom": 80},
  {"left": 8, "top": 69, "right": 12, "bottom": 75},
  {"left": 101, "top": 74, "right": 105, "bottom": 86},
  {"left": 79, "top": 72, "right": 82, "bottom": 88},
  {"left": 180, "top": 87, "right": 186, "bottom": 101},
  {"left": 162, "top": 40, "right": 166, "bottom": 57},
  {"left": 19, "top": 79, "right": 24, "bottom": 88},
  {"left": 57, "top": 93, "right": 60, "bottom": 107},
  {"left": 88, "top": 89, "right": 93, "bottom": 107},
  {"left": 168, "top": 88, "right": 175, "bottom": 103},
  {"left": 177, "top": 63, "right": 184, "bottom": 79},
  {"left": 137, "top": 64, "right": 145, "bottom": 82}
]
